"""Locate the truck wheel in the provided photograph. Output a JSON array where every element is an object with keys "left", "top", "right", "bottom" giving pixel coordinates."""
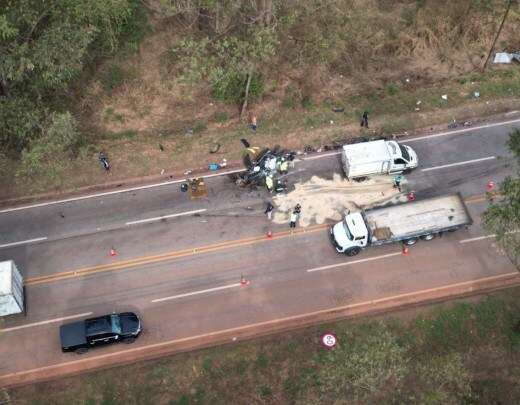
[
  {"left": 75, "top": 347, "right": 88, "bottom": 355},
  {"left": 420, "top": 234, "right": 435, "bottom": 241},
  {"left": 404, "top": 238, "right": 418, "bottom": 245},
  {"left": 353, "top": 177, "right": 368, "bottom": 183},
  {"left": 124, "top": 337, "right": 136, "bottom": 344},
  {"left": 345, "top": 247, "right": 361, "bottom": 256}
]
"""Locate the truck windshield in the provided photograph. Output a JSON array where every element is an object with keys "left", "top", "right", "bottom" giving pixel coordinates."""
[
  {"left": 110, "top": 314, "right": 122, "bottom": 335},
  {"left": 398, "top": 144, "right": 410, "bottom": 161},
  {"left": 342, "top": 220, "right": 354, "bottom": 240}
]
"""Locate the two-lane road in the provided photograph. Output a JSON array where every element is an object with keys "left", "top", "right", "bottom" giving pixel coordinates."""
[{"left": 0, "top": 117, "right": 519, "bottom": 386}]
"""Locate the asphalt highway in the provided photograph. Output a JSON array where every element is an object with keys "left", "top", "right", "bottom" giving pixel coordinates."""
[{"left": 0, "top": 117, "right": 519, "bottom": 384}]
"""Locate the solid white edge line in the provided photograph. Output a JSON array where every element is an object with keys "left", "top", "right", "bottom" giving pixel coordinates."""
[
  {"left": 2, "top": 118, "right": 519, "bottom": 213},
  {"left": 307, "top": 252, "right": 402, "bottom": 273},
  {"left": 406, "top": 118, "right": 520, "bottom": 143},
  {"left": 0, "top": 312, "right": 93, "bottom": 333},
  {"left": 151, "top": 283, "right": 242, "bottom": 303},
  {"left": 460, "top": 230, "right": 518, "bottom": 244},
  {"left": 460, "top": 235, "right": 496, "bottom": 243},
  {"left": 0, "top": 169, "right": 244, "bottom": 214},
  {"left": 421, "top": 156, "right": 496, "bottom": 172},
  {"left": 0, "top": 236, "right": 48, "bottom": 249},
  {"left": 126, "top": 209, "right": 207, "bottom": 226}
]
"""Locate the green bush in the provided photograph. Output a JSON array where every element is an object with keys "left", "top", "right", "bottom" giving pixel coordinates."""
[
  {"left": 101, "top": 65, "right": 136, "bottom": 94},
  {"left": 318, "top": 322, "right": 409, "bottom": 401},
  {"left": 211, "top": 72, "right": 264, "bottom": 105},
  {"left": 213, "top": 112, "right": 229, "bottom": 123}
]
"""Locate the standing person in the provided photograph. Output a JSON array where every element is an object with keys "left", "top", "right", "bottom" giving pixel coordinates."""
[
  {"left": 265, "top": 202, "right": 274, "bottom": 220},
  {"left": 290, "top": 203, "right": 301, "bottom": 228},
  {"left": 289, "top": 210, "right": 298, "bottom": 228},
  {"left": 393, "top": 175, "right": 402, "bottom": 192},
  {"left": 361, "top": 111, "right": 369, "bottom": 128},
  {"left": 250, "top": 113, "right": 258, "bottom": 132}
]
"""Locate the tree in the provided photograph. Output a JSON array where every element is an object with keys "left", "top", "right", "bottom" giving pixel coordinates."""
[
  {"left": 482, "top": 128, "right": 520, "bottom": 268},
  {"left": 0, "top": 0, "right": 135, "bottom": 152}
]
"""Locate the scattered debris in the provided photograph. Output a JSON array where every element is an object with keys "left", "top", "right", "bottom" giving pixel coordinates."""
[
  {"left": 272, "top": 174, "right": 406, "bottom": 227},
  {"left": 189, "top": 178, "right": 207, "bottom": 199},
  {"left": 493, "top": 52, "right": 520, "bottom": 64},
  {"left": 474, "top": 91, "right": 480, "bottom": 98},
  {"left": 160, "top": 169, "right": 165, "bottom": 175},
  {"left": 159, "top": 143, "right": 165, "bottom": 151},
  {"left": 332, "top": 107, "right": 345, "bottom": 113},
  {"left": 416, "top": 100, "right": 421, "bottom": 105},
  {"left": 98, "top": 152, "right": 110, "bottom": 171},
  {"left": 441, "top": 94, "right": 448, "bottom": 101},
  {"left": 209, "top": 143, "right": 221, "bottom": 154}
]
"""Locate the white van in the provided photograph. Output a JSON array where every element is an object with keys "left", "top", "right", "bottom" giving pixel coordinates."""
[{"left": 342, "top": 140, "right": 418, "bottom": 180}]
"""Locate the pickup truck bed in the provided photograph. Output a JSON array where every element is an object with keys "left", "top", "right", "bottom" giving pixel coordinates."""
[
  {"left": 365, "top": 194, "right": 472, "bottom": 244},
  {"left": 60, "top": 321, "right": 87, "bottom": 351}
]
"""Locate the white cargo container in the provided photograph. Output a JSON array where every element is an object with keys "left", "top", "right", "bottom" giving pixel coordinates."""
[
  {"left": 341, "top": 140, "right": 418, "bottom": 180},
  {"left": 0, "top": 260, "right": 24, "bottom": 316}
]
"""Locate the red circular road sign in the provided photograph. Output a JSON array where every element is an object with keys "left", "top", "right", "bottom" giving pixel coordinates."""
[{"left": 320, "top": 332, "right": 338, "bottom": 349}]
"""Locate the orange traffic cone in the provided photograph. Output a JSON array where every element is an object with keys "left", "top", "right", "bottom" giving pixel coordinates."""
[
  {"left": 110, "top": 247, "right": 117, "bottom": 257},
  {"left": 266, "top": 230, "right": 273, "bottom": 239},
  {"left": 240, "top": 274, "right": 250, "bottom": 286},
  {"left": 402, "top": 244, "right": 409, "bottom": 255}
]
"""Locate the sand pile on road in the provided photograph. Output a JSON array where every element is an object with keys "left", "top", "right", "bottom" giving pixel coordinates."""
[{"left": 272, "top": 174, "right": 406, "bottom": 227}]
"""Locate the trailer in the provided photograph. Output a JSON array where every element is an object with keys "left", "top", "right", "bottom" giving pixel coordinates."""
[
  {"left": 330, "top": 194, "right": 473, "bottom": 256},
  {"left": 0, "top": 260, "right": 24, "bottom": 316}
]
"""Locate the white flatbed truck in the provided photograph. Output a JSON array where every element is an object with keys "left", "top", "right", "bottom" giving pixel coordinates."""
[{"left": 330, "top": 194, "right": 472, "bottom": 256}]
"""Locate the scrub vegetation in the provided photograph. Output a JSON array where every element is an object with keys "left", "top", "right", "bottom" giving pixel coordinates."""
[
  {"left": 8, "top": 289, "right": 520, "bottom": 404},
  {"left": 1, "top": 0, "right": 519, "bottom": 196}
]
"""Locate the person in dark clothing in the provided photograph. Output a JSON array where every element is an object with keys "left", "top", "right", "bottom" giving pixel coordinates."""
[
  {"left": 265, "top": 202, "right": 274, "bottom": 220},
  {"left": 361, "top": 111, "right": 369, "bottom": 128}
]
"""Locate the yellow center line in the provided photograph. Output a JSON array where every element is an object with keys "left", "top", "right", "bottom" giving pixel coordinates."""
[
  {"left": 23, "top": 192, "right": 493, "bottom": 286},
  {"left": 25, "top": 224, "right": 329, "bottom": 286}
]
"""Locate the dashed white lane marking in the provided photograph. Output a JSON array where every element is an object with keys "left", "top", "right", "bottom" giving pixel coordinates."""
[
  {"left": 421, "top": 156, "right": 496, "bottom": 172},
  {"left": 307, "top": 252, "right": 402, "bottom": 273},
  {"left": 151, "top": 283, "right": 242, "bottom": 303},
  {"left": 126, "top": 209, "right": 207, "bottom": 226},
  {"left": 0, "top": 312, "right": 93, "bottom": 333},
  {"left": 0, "top": 237, "right": 48, "bottom": 249},
  {"left": 406, "top": 117, "right": 520, "bottom": 142},
  {"left": 0, "top": 169, "right": 244, "bottom": 214}
]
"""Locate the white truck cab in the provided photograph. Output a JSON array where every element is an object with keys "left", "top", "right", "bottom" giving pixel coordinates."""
[
  {"left": 330, "top": 212, "right": 368, "bottom": 255},
  {"left": 342, "top": 140, "right": 418, "bottom": 180}
]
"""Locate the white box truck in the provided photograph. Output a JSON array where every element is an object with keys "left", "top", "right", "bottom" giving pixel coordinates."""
[
  {"left": 0, "top": 260, "right": 24, "bottom": 316},
  {"left": 342, "top": 140, "right": 418, "bottom": 180},
  {"left": 330, "top": 194, "right": 472, "bottom": 256}
]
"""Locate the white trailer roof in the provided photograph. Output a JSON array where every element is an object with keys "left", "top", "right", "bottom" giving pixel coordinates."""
[
  {"left": 365, "top": 194, "right": 471, "bottom": 239},
  {"left": 342, "top": 140, "right": 390, "bottom": 165},
  {"left": 0, "top": 261, "right": 15, "bottom": 295}
]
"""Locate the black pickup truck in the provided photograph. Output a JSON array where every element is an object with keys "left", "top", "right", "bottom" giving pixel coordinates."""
[{"left": 60, "top": 312, "right": 141, "bottom": 353}]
